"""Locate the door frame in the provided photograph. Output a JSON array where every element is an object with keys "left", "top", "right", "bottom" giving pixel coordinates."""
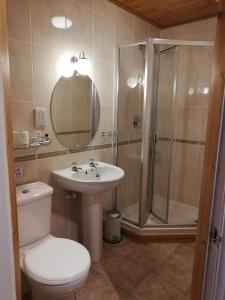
[
  {"left": 0, "top": 71, "right": 17, "bottom": 300},
  {"left": 202, "top": 88, "right": 225, "bottom": 299},
  {"left": 0, "top": 0, "right": 21, "bottom": 299},
  {"left": 191, "top": 0, "right": 225, "bottom": 298}
]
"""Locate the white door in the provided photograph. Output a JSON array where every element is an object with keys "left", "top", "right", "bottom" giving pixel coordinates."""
[{"left": 203, "top": 90, "right": 225, "bottom": 300}]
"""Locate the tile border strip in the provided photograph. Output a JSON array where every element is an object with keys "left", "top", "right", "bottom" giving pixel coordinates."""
[
  {"left": 56, "top": 129, "right": 91, "bottom": 135},
  {"left": 159, "top": 137, "right": 205, "bottom": 145},
  {"left": 14, "top": 137, "right": 205, "bottom": 163},
  {"left": 15, "top": 155, "right": 37, "bottom": 163},
  {"left": 15, "top": 144, "right": 113, "bottom": 163},
  {"left": 15, "top": 140, "right": 143, "bottom": 162}
]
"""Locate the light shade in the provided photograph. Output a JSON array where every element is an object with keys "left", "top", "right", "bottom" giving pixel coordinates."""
[
  {"left": 57, "top": 53, "right": 75, "bottom": 78},
  {"left": 76, "top": 56, "right": 91, "bottom": 76}
]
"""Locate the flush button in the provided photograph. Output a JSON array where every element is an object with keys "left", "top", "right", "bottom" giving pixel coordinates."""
[{"left": 22, "top": 189, "right": 30, "bottom": 194}]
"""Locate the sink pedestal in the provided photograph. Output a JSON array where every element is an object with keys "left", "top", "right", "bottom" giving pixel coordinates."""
[
  {"left": 53, "top": 161, "right": 125, "bottom": 262},
  {"left": 82, "top": 193, "right": 103, "bottom": 262}
]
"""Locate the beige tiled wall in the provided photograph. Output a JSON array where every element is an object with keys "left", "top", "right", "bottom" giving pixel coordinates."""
[
  {"left": 160, "top": 18, "right": 217, "bottom": 41},
  {"left": 8, "top": 0, "right": 216, "bottom": 231},
  {"left": 7, "top": 0, "right": 159, "bottom": 239}
]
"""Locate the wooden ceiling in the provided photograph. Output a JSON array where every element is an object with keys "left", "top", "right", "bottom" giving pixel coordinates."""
[{"left": 109, "top": 0, "right": 219, "bottom": 28}]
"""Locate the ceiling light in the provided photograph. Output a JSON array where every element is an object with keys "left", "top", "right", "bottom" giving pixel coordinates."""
[{"left": 51, "top": 16, "right": 72, "bottom": 29}]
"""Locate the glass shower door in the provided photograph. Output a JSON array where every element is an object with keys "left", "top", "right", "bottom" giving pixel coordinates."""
[
  {"left": 116, "top": 43, "right": 146, "bottom": 224},
  {"left": 149, "top": 45, "right": 178, "bottom": 223}
]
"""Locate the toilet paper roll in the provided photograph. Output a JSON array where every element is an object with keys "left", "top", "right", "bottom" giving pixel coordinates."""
[{"left": 13, "top": 131, "right": 29, "bottom": 145}]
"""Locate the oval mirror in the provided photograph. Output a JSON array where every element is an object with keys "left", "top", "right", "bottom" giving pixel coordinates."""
[{"left": 51, "top": 75, "right": 100, "bottom": 150}]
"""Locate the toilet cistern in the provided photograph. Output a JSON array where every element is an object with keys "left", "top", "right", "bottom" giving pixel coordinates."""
[{"left": 16, "top": 182, "right": 90, "bottom": 300}]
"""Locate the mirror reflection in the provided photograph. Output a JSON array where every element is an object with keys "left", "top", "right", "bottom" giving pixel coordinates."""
[{"left": 51, "top": 75, "right": 100, "bottom": 150}]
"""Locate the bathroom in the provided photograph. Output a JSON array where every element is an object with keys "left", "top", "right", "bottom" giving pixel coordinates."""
[{"left": 1, "top": 0, "right": 225, "bottom": 299}]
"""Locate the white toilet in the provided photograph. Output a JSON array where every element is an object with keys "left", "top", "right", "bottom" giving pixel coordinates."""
[{"left": 16, "top": 182, "right": 91, "bottom": 300}]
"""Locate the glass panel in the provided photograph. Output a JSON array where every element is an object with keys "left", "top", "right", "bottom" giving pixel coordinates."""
[
  {"left": 116, "top": 41, "right": 214, "bottom": 228},
  {"left": 147, "top": 43, "right": 214, "bottom": 226},
  {"left": 116, "top": 44, "right": 146, "bottom": 225},
  {"left": 150, "top": 45, "right": 178, "bottom": 223},
  {"left": 168, "top": 45, "right": 213, "bottom": 225}
]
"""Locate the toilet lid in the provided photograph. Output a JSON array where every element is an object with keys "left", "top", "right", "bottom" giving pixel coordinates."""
[{"left": 24, "top": 238, "right": 91, "bottom": 285}]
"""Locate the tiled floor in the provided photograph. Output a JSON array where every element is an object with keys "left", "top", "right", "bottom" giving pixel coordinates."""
[
  {"left": 23, "top": 238, "right": 194, "bottom": 300},
  {"left": 122, "top": 199, "right": 198, "bottom": 225}
]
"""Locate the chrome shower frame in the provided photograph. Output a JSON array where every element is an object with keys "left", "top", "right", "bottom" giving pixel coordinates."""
[{"left": 114, "top": 38, "right": 215, "bottom": 230}]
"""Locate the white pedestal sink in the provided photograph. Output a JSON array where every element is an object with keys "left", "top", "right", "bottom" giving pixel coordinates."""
[{"left": 52, "top": 161, "right": 124, "bottom": 262}]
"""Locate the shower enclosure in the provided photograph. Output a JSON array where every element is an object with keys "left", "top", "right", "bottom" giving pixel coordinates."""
[{"left": 115, "top": 38, "right": 214, "bottom": 229}]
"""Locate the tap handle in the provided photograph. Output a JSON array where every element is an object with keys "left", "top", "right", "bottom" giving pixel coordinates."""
[
  {"left": 72, "top": 161, "right": 78, "bottom": 166},
  {"left": 89, "top": 158, "right": 98, "bottom": 166}
]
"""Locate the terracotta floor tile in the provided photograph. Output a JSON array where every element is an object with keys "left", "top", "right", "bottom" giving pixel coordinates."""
[
  {"left": 126, "top": 243, "right": 179, "bottom": 273},
  {"left": 153, "top": 262, "right": 192, "bottom": 294},
  {"left": 113, "top": 284, "right": 139, "bottom": 300},
  {"left": 148, "top": 243, "right": 179, "bottom": 257},
  {"left": 133, "top": 272, "right": 185, "bottom": 300},
  {"left": 103, "top": 237, "right": 141, "bottom": 257},
  {"left": 76, "top": 267, "right": 120, "bottom": 300},
  {"left": 166, "top": 244, "right": 194, "bottom": 275},
  {"left": 22, "top": 239, "right": 194, "bottom": 300},
  {"left": 100, "top": 254, "right": 148, "bottom": 292}
]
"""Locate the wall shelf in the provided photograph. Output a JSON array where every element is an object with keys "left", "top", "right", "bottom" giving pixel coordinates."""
[{"left": 14, "top": 137, "right": 52, "bottom": 150}]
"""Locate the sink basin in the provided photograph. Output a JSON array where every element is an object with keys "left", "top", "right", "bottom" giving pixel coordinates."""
[
  {"left": 53, "top": 162, "right": 124, "bottom": 194},
  {"left": 52, "top": 161, "right": 125, "bottom": 262}
]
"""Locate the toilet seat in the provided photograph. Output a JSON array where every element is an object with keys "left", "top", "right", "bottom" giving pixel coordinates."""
[{"left": 24, "top": 237, "right": 91, "bottom": 286}]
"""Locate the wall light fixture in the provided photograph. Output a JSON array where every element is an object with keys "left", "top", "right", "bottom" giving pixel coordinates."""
[{"left": 58, "top": 52, "right": 91, "bottom": 78}]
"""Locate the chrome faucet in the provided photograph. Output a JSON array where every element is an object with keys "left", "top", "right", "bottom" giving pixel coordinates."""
[
  {"left": 89, "top": 158, "right": 98, "bottom": 168},
  {"left": 89, "top": 159, "right": 100, "bottom": 177},
  {"left": 72, "top": 162, "right": 82, "bottom": 172}
]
